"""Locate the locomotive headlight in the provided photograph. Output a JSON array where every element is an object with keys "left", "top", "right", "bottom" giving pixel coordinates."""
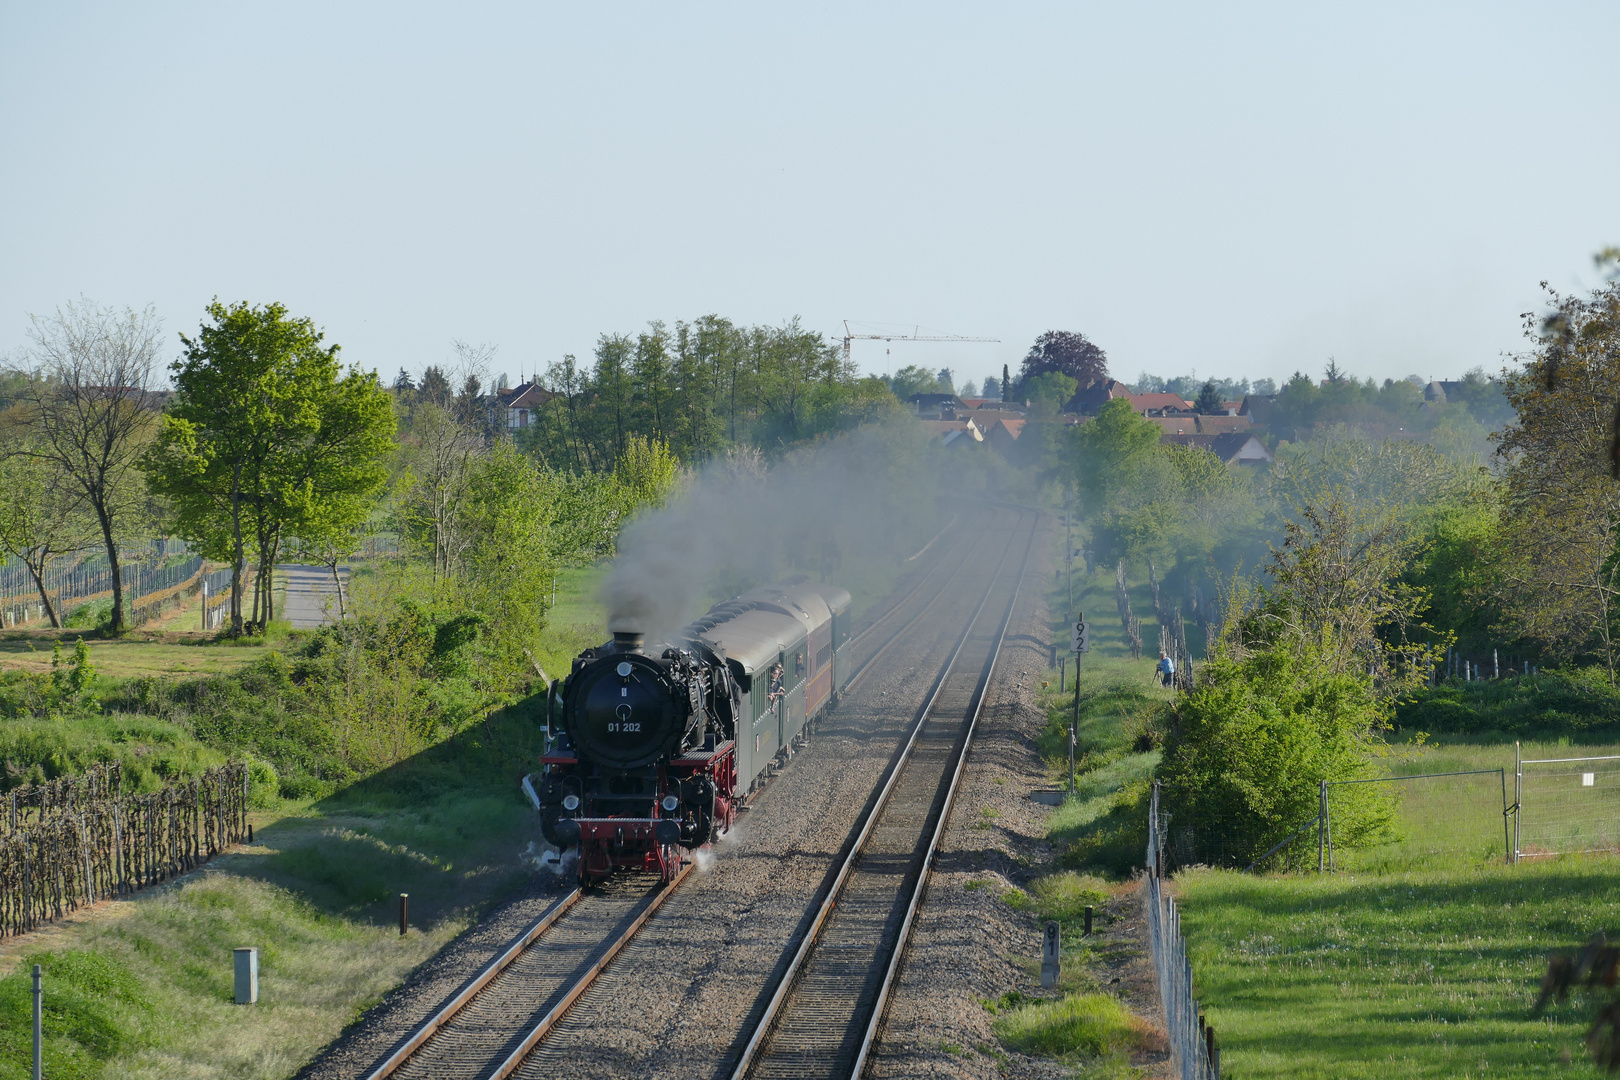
[
  {"left": 661, "top": 794, "right": 680, "bottom": 812},
  {"left": 616, "top": 661, "right": 633, "bottom": 677},
  {"left": 562, "top": 794, "right": 581, "bottom": 811}
]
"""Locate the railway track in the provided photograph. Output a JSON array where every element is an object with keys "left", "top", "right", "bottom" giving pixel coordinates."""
[
  {"left": 730, "top": 508, "right": 1038, "bottom": 1080},
  {"left": 355, "top": 510, "right": 999, "bottom": 1080}
]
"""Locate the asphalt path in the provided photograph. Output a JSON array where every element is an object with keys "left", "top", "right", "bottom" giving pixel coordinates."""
[{"left": 278, "top": 564, "right": 349, "bottom": 628}]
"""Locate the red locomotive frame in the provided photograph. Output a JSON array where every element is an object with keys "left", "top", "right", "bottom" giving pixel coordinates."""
[{"left": 540, "top": 740, "right": 737, "bottom": 883}]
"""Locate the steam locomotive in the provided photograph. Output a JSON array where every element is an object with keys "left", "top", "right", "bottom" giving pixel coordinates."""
[{"left": 531, "top": 583, "right": 852, "bottom": 883}]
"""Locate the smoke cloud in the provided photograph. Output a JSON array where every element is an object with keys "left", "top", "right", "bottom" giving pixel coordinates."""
[{"left": 604, "top": 423, "right": 960, "bottom": 644}]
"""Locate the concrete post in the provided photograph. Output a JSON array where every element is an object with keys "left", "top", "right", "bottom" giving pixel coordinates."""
[
  {"left": 1040, "top": 921, "right": 1060, "bottom": 989},
  {"left": 234, "top": 947, "right": 258, "bottom": 1004}
]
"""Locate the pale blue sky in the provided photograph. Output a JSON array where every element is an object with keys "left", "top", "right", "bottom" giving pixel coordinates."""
[{"left": 3, "top": 3, "right": 1616, "bottom": 392}]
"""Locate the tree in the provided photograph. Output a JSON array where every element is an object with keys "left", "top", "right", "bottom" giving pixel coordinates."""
[
  {"left": 1020, "top": 330, "right": 1108, "bottom": 388},
  {"left": 400, "top": 401, "right": 484, "bottom": 580},
  {"left": 142, "top": 301, "right": 395, "bottom": 634},
  {"left": 1001, "top": 364, "right": 1011, "bottom": 402},
  {"left": 394, "top": 367, "right": 416, "bottom": 393},
  {"left": 1070, "top": 398, "right": 1163, "bottom": 505},
  {"left": 1494, "top": 279, "right": 1620, "bottom": 678},
  {"left": 888, "top": 365, "right": 943, "bottom": 400},
  {"left": 0, "top": 450, "right": 101, "bottom": 627},
  {"left": 1193, "top": 380, "right": 1224, "bottom": 414},
  {"left": 418, "top": 365, "right": 453, "bottom": 409},
  {"left": 1022, "top": 372, "right": 1078, "bottom": 417},
  {"left": 983, "top": 375, "right": 1000, "bottom": 399},
  {"left": 21, "top": 299, "right": 162, "bottom": 634}
]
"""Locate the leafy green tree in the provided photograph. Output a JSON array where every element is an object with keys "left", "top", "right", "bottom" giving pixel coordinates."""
[
  {"left": 142, "top": 301, "right": 395, "bottom": 634},
  {"left": 1071, "top": 398, "right": 1163, "bottom": 505},
  {"left": 1023, "top": 372, "right": 1078, "bottom": 416},
  {"left": 1020, "top": 330, "right": 1108, "bottom": 387},
  {"left": 1494, "top": 278, "right": 1620, "bottom": 678},
  {"left": 887, "top": 365, "right": 944, "bottom": 400},
  {"left": 1158, "top": 633, "right": 1394, "bottom": 865}
]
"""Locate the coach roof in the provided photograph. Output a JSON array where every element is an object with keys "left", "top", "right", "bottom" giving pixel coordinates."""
[{"left": 692, "top": 608, "right": 807, "bottom": 676}]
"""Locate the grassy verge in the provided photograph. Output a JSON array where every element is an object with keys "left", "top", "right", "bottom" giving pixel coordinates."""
[
  {"left": 975, "top": 544, "right": 1177, "bottom": 1073},
  {"left": 0, "top": 699, "right": 549, "bottom": 1078},
  {"left": 1177, "top": 857, "right": 1620, "bottom": 1078}
]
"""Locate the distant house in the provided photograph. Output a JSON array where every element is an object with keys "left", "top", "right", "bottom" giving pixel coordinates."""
[
  {"left": 1134, "top": 393, "right": 1197, "bottom": 416},
  {"left": 1145, "top": 416, "right": 1199, "bottom": 436},
  {"left": 1192, "top": 414, "right": 1254, "bottom": 435},
  {"left": 1238, "top": 394, "right": 1276, "bottom": 426},
  {"left": 495, "top": 382, "right": 557, "bottom": 430},
  {"left": 1218, "top": 401, "right": 1243, "bottom": 416},
  {"left": 1160, "top": 432, "right": 1273, "bottom": 464},
  {"left": 906, "top": 393, "right": 967, "bottom": 417},
  {"left": 1424, "top": 380, "right": 1466, "bottom": 403},
  {"left": 984, "top": 417, "right": 1025, "bottom": 453},
  {"left": 1066, "top": 379, "right": 1136, "bottom": 414},
  {"left": 917, "top": 418, "right": 984, "bottom": 447}
]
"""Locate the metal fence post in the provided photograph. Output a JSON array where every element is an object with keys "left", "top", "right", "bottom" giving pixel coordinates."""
[
  {"left": 1318, "top": 780, "right": 1327, "bottom": 872},
  {"left": 32, "top": 963, "right": 41, "bottom": 1080}
]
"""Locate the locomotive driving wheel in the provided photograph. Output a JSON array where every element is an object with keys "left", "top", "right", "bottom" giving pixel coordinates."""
[{"left": 660, "top": 843, "right": 680, "bottom": 884}]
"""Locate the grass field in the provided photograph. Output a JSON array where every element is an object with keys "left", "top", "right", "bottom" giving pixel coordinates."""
[
  {"left": 0, "top": 699, "right": 548, "bottom": 1078},
  {"left": 1177, "top": 858, "right": 1620, "bottom": 1078}
]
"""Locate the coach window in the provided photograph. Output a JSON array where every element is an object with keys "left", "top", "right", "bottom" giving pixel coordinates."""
[{"left": 795, "top": 651, "right": 805, "bottom": 679}]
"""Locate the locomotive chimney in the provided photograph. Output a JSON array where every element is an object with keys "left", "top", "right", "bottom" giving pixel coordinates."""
[{"left": 611, "top": 631, "right": 645, "bottom": 654}]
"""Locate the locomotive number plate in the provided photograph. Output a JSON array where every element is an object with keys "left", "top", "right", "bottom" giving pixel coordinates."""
[{"left": 608, "top": 722, "right": 642, "bottom": 733}]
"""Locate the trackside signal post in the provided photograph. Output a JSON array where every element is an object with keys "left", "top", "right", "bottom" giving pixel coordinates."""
[{"left": 1070, "top": 615, "right": 1090, "bottom": 794}]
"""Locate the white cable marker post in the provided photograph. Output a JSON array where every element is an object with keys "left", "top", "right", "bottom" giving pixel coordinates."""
[
  {"left": 1070, "top": 615, "right": 1088, "bottom": 795},
  {"left": 1041, "top": 921, "right": 1061, "bottom": 989}
]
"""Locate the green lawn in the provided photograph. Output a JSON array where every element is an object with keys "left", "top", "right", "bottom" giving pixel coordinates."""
[
  {"left": 1178, "top": 858, "right": 1620, "bottom": 1078},
  {"left": 0, "top": 701, "right": 546, "bottom": 1079}
]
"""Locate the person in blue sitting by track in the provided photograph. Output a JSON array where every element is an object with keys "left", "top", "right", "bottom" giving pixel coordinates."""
[{"left": 1156, "top": 651, "right": 1175, "bottom": 688}]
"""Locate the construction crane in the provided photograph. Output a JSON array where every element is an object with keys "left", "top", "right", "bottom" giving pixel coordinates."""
[{"left": 840, "top": 321, "right": 999, "bottom": 364}]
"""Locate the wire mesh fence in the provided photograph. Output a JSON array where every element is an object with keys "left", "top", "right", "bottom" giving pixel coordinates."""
[
  {"left": 1516, "top": 751, "right": 1620, "bottom": 858},
  {"left": 1326, "top": 769, "right": 1511, "bottom": 872},
  {"left": 1147, "top": 781, "right": 1222, "bottom": 1080},
  {"left": 0, "top": 539, "right": 214, "bottom": 628}
]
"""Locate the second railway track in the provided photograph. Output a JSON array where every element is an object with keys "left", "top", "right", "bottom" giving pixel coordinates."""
[{"left": 731, "top": 507, "right": 1038, "bottom": 1080}]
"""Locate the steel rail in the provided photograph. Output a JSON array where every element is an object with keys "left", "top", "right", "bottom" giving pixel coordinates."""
[
  {"left": 729, "top": 508, "right": 1036, "bottom": 1080},
  {"left": 360, "top": 863, "right": 692, "bottom": 1080},
  {"left": 836, "top": 505, "right": 988, "bottom": 690},
  {"left": 359, "top": 888, "right": 584, "bottom": 1080},
  {"left": 486, "top": 860, "right": 694, "bottom": 1079},
  {"left": 848, "top": 512, "right": 1037, "bottom": 1078}
]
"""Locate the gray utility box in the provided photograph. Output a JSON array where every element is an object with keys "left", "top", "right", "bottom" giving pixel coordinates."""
[{"left": 234, "top": 948, "right": 259, "bottom": 1004}]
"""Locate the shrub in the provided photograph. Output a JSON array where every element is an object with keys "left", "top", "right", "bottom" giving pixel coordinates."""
[
  {"left": 992, "top": 992, "right": 1148, "bottom": 1059},
  {"left": 62, "top": 599, "right": 113, "bottom": 631},
  {"left": 1157, "top": 634, "right": 1394, "bottom": 866}
]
